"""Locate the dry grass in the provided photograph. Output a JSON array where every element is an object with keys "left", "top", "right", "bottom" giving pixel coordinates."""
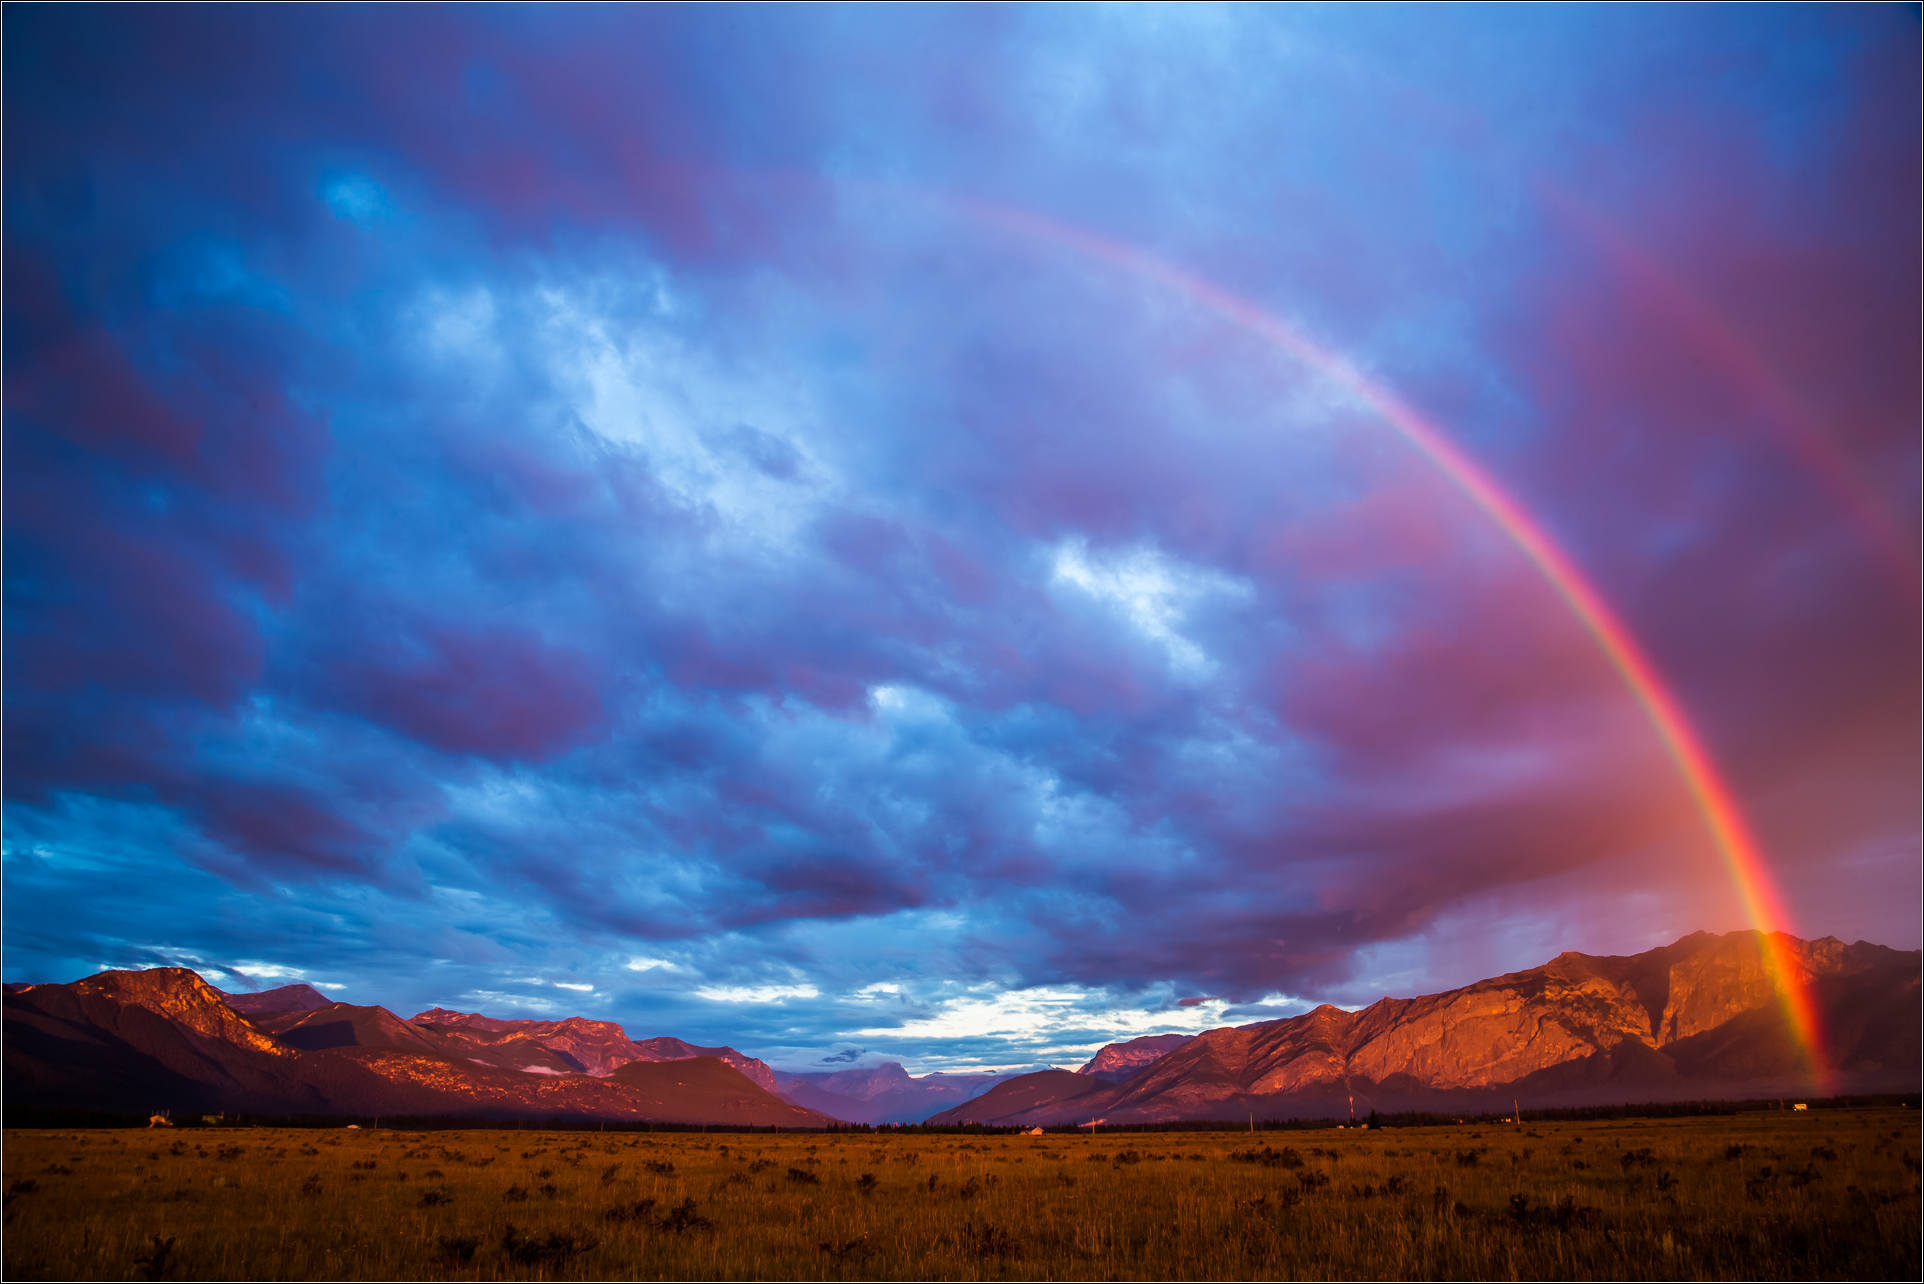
[{"left": 2, "top": 1108, "right": 1916, "bottom": 1279}]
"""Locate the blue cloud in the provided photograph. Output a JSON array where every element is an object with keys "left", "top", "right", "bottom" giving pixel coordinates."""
[{"left": 4, "top": 4, "right": 1916, "bottom": 1072}]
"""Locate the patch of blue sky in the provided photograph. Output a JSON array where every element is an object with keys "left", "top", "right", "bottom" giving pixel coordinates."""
[{"left": 321, "top": 171, "right": 390, "bottom": 222}]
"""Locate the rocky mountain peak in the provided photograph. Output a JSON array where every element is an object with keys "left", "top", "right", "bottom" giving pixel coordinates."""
[
  {"left": 73, "top": 967, "right": 288, "bottom": 1057},
  {"left": 1078, "top": 1033, "right": 1194, "bottom": 1082},
  {"left": 220, "top": 983, "right": 333, "bottom": 1020}
]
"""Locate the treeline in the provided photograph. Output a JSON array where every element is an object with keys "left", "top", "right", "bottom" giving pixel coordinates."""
[{"left": 7, "top": 1093, "right": 1912, "bottom": 1132}]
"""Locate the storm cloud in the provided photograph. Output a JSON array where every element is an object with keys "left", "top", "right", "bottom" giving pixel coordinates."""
[{"left": 4, "top": 5, "right": 1916, "bottom": 1070}]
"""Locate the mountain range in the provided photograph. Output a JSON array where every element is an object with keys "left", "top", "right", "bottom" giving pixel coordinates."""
[
  {"left": 2, "top": 969, "right": 825, "bottom": 1125},
  {"left": 927, "top": 931, "right": 1920, "bottom": 1125},
  {"left": 4, "top": 931, "right": 1915, "bottom": 1126},
  {"left": 772, "top": 1062, "right": 1024, "bottom": 1124}
]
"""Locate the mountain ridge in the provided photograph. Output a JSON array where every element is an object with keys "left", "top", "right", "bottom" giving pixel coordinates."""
[
  {"left": 1078, "top": 1033, "right": 1194, "bottom": 1083},
  {"left": 6, "top": 930, "right": 1915, "bottom": 1125},
  {"left": 927, "top": 931, "right": 1920, "bottom": 1125},
  {"left": 408, "top": 1008, "right": 781, "bottom": 1089},
  {"left": 3, "top": 972, "right": 827, "bottom": 1126}
]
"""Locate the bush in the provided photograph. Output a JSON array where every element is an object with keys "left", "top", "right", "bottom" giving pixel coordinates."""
[{"left": 500, "top": 1224, "right": 598, "bottom": 1266}]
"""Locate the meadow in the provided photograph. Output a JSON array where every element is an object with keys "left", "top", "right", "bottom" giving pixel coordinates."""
[{"left": 2, "top": 1108, "right": 1916, "bottom": 1280}]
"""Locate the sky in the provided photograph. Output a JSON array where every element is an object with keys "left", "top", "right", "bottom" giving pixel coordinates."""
[{"left": 4, "top": 4, "right": 1918, "bottom": 1075}]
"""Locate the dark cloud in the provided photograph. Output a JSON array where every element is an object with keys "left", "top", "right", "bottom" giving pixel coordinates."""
[{"left": 4, "top": 5, "right": 1915, "bottom": 1068}]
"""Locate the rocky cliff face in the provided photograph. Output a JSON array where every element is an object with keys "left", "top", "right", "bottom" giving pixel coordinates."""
[
  {"left": 930, "top": 931, "right": 1922, "bottom": 1125},
  {"left": 1078, "top": 1034, "right": 1192, "bottom": 1082},
  {"left": 6, "top": 969, "right": 323, "bottom": 1114},
  {"left": 71, "top": 968, "right": 289, "bottom": 1057},
  {"left": 411, "top": 1010, "right": 653, "bottom": 1076}
]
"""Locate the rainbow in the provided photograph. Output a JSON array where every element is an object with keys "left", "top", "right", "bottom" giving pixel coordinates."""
[
  {"left": 1289, "top": 45, "right": 1916, "bottom": 602},
  {"left": 943, "top": 197, "right": 1831, "bottom": 1087},
  {"left": 1535, "top": 180, "right": 1919, "bottom": 606}
]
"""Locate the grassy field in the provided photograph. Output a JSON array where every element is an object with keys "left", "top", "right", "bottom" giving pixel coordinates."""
[{"left": 2, "top": 1108, "right": 1916, "bottom": 1280}]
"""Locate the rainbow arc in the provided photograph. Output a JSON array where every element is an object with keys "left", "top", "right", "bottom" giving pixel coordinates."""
[{"left": 937, "top": 195, "right": 1831, "bottom": 1088}]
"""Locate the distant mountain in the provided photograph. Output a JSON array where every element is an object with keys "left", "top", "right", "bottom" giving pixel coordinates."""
[
  {"left": 601, "top": 1059, "right": 827, "bottom": 1126},
  {"left": 772, "top": 1062, "right": 1018, "bottom": 1124},
  {"left": 628, "top": 1036, "right": 782, "bottom": 1093},
  {"left": 928, "top": 931, "right": 1921, "bottom": 1125},
  {"left": 220, "top": 983, "right": 333, "bottom": 1021},
  {"left": 243, "top": 1001, "right": 594, "bottom": 1077},
  {"left": 930, "top": 1069, "right": 1102, "bottom": 1126},
  {"left": 410, "top": 1010, "right": 781, "bottom": 1089},
  {"left": 2, "top": 969, "right": 831, "bottom": 1126},
  {"left": 1078, "top": 1034, "right": 1193, "bottom": 1083},
  {"left": 780, "top": 1061, "right": 916, "bottom": 1100},
  {"left": 255, "top": 1001, "right": 450, "bottom": 1055}
]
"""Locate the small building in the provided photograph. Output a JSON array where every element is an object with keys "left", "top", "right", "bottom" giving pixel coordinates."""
[{"left": 1023, "top": 1126, "right": 1045, "bottom": 1136}]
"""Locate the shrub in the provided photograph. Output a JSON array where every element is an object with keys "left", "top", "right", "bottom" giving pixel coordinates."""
[
  {"left": 601, "top": 1198, "right": 656, "bottom": 1223},
  {"left": 1230, "top": 1146, "right": 1305, "bottom": 1169},
  {"left": 657, "top": 1197, "right": 712, "bottom": 1234},
  {"left": 962, "top": 1221, "right": 1021, "bottom": 1260},
  {"left": 818, "top": 1235, "right": 875, "bottom": 1263},
  {"left": 432, "top": 1236, "right": 479, "bottom": 1268},
  {"left": 133, "top": 1235, "right": 177, "bottom": 1281},
  {"left": 500, "top": 1224, "right": 599, "bottom": 1267}
]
